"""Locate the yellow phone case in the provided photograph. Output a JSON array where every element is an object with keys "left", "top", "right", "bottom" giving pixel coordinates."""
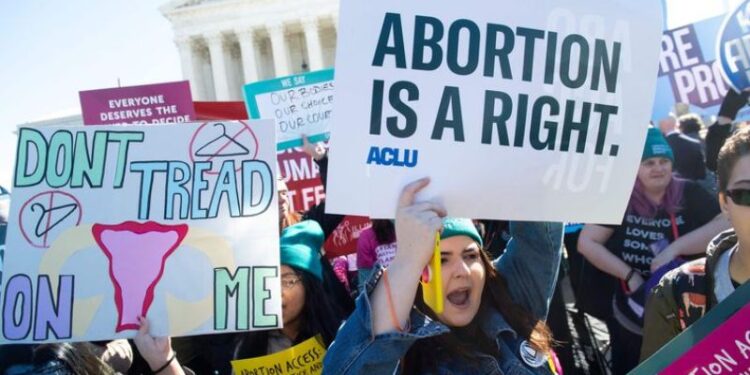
[{"left": 420, "top": 231, "right": 443, "bottom": 314}]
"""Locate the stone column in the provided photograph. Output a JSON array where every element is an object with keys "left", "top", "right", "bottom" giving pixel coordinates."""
[
  {"left": 267, "top": 22, "right": 290, "bottom": 77},
  {"left": 205, "top": 32, "right": 231, "bottom": 101},
  {"left": 236, "top": 28, "right": 259, "bottom": 83},
  {"left": 302, "top": 17, "right": 325, "bottom": 70},
  {"left": 174, "top": 36, "right": 202, "bottom": 99},
  {"left": 332, "top": 12, "right": 339, "bottom": 33}
]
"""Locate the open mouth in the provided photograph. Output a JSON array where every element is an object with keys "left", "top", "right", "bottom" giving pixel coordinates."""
[{"left": 446, "top": 288, "right": 471, "bottom": 308}]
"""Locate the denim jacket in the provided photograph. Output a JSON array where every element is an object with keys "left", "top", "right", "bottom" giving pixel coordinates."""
[{"left": 323, "top": 221, "right": 563, "bottom": 374}]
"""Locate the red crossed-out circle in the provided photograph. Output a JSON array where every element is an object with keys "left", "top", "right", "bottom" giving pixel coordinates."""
[
  {"left": 18, "top": 190, "right": 83, "bottom": 249},
  {"left": 188, "top": 121, "right": 259, "bottom": 175}
]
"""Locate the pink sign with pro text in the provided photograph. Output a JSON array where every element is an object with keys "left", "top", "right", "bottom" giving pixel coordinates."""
[
  {"left": 79, "top": 81, "right": 196, "bottom": 125},
  {"left": 661, "top": 303, "right": 750, "bottom": 374}
]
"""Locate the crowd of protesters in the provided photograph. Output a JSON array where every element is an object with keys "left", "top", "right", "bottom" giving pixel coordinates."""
[{"left": 1, "top": 90, "right": 750, "bottom": 375}]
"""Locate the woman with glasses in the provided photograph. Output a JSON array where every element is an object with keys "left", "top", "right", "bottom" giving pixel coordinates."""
[
  {"left": 577, "top": 127, "right": 729, "bottom": 374},
  {"left": 134, "top": 221, "right": 349, "bottom": 374},
  {"left": 641, "top": 128, "right": 750, "bottom": 360},
  {"left": 232, "top": 220, "right": 348, "bottom": 360}
]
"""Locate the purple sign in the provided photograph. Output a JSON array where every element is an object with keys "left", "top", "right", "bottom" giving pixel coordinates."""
[
  {"left": 79, "top": 81, "right": 196, "bottom": 125},
  {"left": 659, "top": 24, "right": 729, "bottom": 109},
  {"left": 661, "top": 303, "right": 750, "bottom": 374}
]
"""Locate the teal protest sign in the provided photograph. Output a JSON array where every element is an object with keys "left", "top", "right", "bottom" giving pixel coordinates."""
[{"left": 244, "top": 69, "right": 334, "bottom": 150}]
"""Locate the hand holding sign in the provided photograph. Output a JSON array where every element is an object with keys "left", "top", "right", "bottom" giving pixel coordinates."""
[
  {"left": 393, "top": 178, "right": 446, "bottom": 272},
  {"left": 134, "top": 316, "right": 182, "bottom": 375},
  {"left": 372, "top": 178, "right": 446, "bottom": 335},
  {"left": 302, "top": 134, "right": 326, "bottom": 161}
]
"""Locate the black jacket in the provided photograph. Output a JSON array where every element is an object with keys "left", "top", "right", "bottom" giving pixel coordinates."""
[
  {"left": 705, "top": 123, "right": 732, "bottom": 172},
  {"left": 666, "top": 132, "right": 706, "bottom": 180},
  {"left": 640, "top": 230, "right": 736, "bottom": 360}
]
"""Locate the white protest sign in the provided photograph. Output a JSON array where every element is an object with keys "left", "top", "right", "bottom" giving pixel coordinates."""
[
  {"left": 245, "top": 70, "right": 335, "bottom": 150},
  {"left": 326, "top": 0, "right": 663, "bottom": 223},
  {"left": 2, "top": 121, "right": 281, "bottom": 343}
]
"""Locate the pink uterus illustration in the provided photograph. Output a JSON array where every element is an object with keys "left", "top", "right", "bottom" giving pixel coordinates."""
[{"left": 92, "top": 221, "right": 188, "bottom": 332}]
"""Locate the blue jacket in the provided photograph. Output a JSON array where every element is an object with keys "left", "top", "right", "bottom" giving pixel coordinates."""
[{"left": 322, "top": 221, "right": 563, "bottom": 374}]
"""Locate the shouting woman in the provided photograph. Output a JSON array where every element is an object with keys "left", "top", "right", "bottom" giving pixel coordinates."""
[{"left": 323, "top": 178, "right": 563, "bottom": 374}]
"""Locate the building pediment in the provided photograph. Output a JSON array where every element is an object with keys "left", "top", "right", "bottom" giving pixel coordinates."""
[
  {"left": 162, "top": 0, "right": 222, "bottom": 11},
  {"left": 161, "top": 0, "right": 274, "bottom": 16}
]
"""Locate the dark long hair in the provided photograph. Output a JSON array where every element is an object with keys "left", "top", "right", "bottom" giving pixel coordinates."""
[
  {"left": 372, "top": 219, "right": 396, "bottom": 244},
  {"left": 32, "top": 343, "right": 114, "bottom": 375},
  {"left": 403, "top": 249, "right": 552, "bottom": 373},
  {"left": 234, "top": 267, "right": 348, "bottom": 359}
]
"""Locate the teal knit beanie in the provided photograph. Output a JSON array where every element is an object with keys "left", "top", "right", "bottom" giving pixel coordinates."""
[
  {"left": 280, "top": 220, "right": 324, "bottom": 281},
  {"left": 642, "top": 127, "right": 674, "bottom": 162},
  {"left": 441, "top": 218, "right": 483, "bottom": 247}
]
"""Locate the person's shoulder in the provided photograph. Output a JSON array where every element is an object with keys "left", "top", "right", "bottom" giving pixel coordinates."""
[
  {"left": 666, "top": 132, "right": 680, "bottom": 144},
  {"left": 682, "top": 179, "right": 709, "bottom": 196},
  {"left": 678, "top": 133, "right": 701, "bottom": 145},
  {"left": 665, "top": 258, "right": 707, "bottom": 283},
  {"left": 361, "top": 226, "right": 375, "bottom": 238},
  {"left": 658, "top": 258, "right": 709, "bottom": 307},
  {"left": 668, "top": 133, "right": 702, "bottom": 150},
  {"left": 357, "top": 227, "right": 376, "bottom": 243}
]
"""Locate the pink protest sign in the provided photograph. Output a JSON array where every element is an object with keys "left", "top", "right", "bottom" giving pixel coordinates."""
[
  {"left": 661, "top": 303, "right": 750, "bottom": 374},
  {"left": 79, "top": 81, "right": 196, "bottom": 125}
]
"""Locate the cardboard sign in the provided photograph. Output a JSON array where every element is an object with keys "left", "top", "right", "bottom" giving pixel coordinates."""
[
  {"left": 277, "top": 148, "right": 325, "bottom": 213},
  {"left": 245, "top": 70, "right": 335, "bottom": 150},
  {"left": 79, "top": 81, "right": 196, "bottom": 125},
  {"left": 718, "top": 1, "right": 750, "bottom": 92},
  {"left": 231, "top": 335, "right": 325, "bottom": 375},
  {"left": 652, "top": 16, "right": 731, "bottom": 121},
  {"left": 651, "top": 11, "right": 750, "bottom": 122},
  {"left": 194, "top": 101, "right": 326, "bottom": 213},
  {"left": 326, "top": 0, "right": 664, "bottom": 223},
  {"left": 632, "top": 281, "right": 750, "bottom": 374},
  {"left": 3, "top": 121, "right": 281, "bottom": 343},
  {"left": 191, "top": 101, "right": 364, "bottom": 255},
  {"left": 322, "top": 216, "right": 371, "bottom": 258}
]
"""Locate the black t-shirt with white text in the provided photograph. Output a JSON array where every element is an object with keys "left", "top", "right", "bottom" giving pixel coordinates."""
[{"left": 604, "top": 181, "right": 719, "bottom": 279}]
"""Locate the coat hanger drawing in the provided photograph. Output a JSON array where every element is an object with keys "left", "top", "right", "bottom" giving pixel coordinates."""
[
  {"left": 194, "top": 123, "right": 250, "bottom": 157},
  {"left": 31, "top": 202, "right": 78, "bottom": 238}
]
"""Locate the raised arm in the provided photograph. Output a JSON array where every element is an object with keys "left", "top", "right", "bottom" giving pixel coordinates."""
[
  {"left": 300, "top": 136, "right": 345, "bottom": 238},
  {"left": 133, "top": 316, "right": 186, "bottom": 375},
  {"left": 707, "top": 89, "right": 749, "bottom": 171},
  {"left": 323, "top": 178, "right": 447, "bottom": 374},
  {"left": 495, "top": 221, "right": 563, "bottom": 320}
]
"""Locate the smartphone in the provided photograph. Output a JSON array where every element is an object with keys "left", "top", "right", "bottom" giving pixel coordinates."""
[{"left": 420, "top": 232, "right": 444, "bottom": 314}]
